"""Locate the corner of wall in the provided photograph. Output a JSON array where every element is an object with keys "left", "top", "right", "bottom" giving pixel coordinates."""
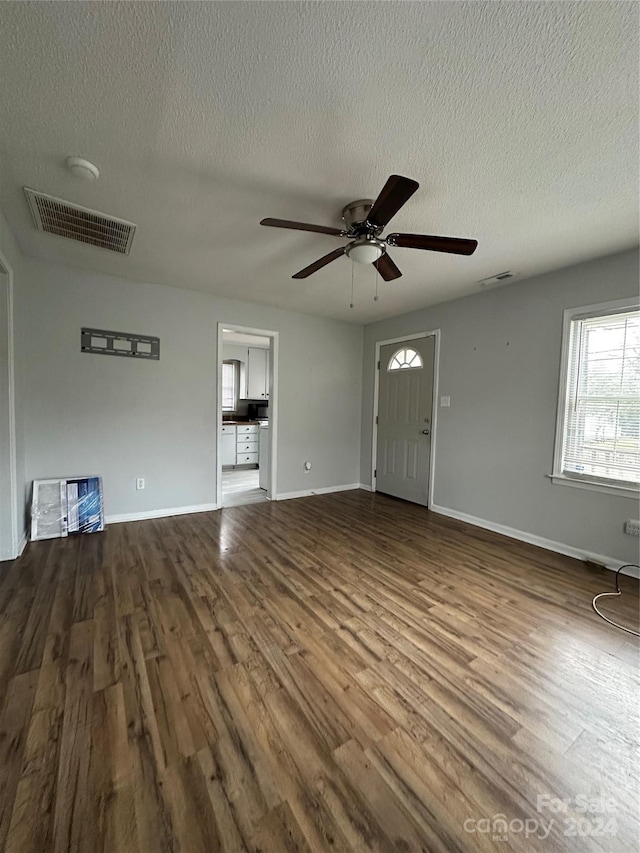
[{"left": 0, "top": 205, "right": 30, "bottom": 558}]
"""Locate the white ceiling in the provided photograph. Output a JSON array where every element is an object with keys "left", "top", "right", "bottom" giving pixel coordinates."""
[{"left": 0, "top": 1, "right": 637, "bottom": 324}]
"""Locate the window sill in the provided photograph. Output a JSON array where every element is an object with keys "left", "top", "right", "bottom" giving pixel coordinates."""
[{"left": 549, "top": 474, "right": 639, "bottom": 499}]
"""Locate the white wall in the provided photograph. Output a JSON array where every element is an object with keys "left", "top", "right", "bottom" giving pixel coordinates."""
[
  {"left": 5, "top": 214, "right": 637, "bottom": 566},
  {"left": 0, "top": 208, "right": 27, "bottom": 555},
  {"left": 17, "top": 257, "right": 363, "bottom": 519},
  {"left": 361, "top": 249, "right": 640, "bottom": 565}
]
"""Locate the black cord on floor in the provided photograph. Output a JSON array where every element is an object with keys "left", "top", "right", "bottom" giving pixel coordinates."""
[{"left": 592, "top": 564, "right": 640, "bottom": 637}]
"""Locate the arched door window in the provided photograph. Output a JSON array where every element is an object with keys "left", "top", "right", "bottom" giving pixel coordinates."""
[{"left": 388, "top": 347, "right": 423, "bottom": 371}]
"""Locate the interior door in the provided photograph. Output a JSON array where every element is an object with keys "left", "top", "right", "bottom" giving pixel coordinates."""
[{"left": 375, "top": 336, "right": 435, "bottom": 506}]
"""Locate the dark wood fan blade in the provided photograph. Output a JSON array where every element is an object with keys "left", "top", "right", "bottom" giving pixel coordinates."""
[
  {"left": 260, "top": 218, "right": 346, "bottom": 237},
  {"left": 387, "top": 233, "right": 478, "bottom": 255},
  {"left": 292, "top": 246, "right": 347, "bottom": 279},
  {"left": 367, "top": 175, "right": 419, "bottom": 228},
  {"left": 374, "top": 253, "right": 402, "bottom": 281}
]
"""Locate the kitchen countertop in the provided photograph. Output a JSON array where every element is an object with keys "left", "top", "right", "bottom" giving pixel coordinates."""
[{"left": 221, "top": 420, "right": 263, "bottom": 425}]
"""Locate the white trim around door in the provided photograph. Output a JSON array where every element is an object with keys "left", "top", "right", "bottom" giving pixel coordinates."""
[
  {"left": 0, "top": 250, "right": 19, "bottom": 560},
  {"left": 371, "top": 329, "right": 441, "bottom": 507},
  {"left": 216, "top": 323, "right": 279, "bottom": 509}
]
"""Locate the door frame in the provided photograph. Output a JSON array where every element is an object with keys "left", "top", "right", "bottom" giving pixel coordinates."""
[
  {"left": 0, "top": 250, "right": 19, "bottom": 560},
  {"left": 371, "top": 329, "right": 441, "bottom": 506},
  {"left": 216, "top": 322, "right": 279, "bottom": 507}
]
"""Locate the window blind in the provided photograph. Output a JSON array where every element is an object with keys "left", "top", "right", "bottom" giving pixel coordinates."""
[
  {"left": 222, "top": 361, "right": 238, "bottom": 411},
  {"left": 562, "top": 308, "right": 640, "bottom": 486}
]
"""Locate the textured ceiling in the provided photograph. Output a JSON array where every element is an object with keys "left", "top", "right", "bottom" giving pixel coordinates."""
[{"left": 0, "top": 1, "right": 637, "bottom": 323}]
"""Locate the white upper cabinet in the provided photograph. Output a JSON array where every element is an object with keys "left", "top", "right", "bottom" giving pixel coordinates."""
[{"left": 247, "top": 347, "right": 269, "bottom": 399}]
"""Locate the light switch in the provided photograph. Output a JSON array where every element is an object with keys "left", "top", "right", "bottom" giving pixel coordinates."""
[{"left": 440, "top": 396, "right": 451, "bottom": 407}]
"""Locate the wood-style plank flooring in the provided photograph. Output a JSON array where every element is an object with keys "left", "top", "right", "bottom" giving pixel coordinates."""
[
  {"left": 0, "top": 490, "right": 638, "bottom": 852},
  {"left": 222, "top": 468, "right": 266, "bottom": 507}
]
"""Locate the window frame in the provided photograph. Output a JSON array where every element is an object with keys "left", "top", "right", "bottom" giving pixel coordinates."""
[
  {"left": 552, "top": 296, "right": 640, "bottom": 498},
  {"left": 387, "top": 347, "right": 424, "bottom": 371},
  {"left": 222, "top": 359, "right": 240, "bottom": 413}
]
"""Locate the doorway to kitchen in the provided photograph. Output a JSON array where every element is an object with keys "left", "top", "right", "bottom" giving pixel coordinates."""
[{"left": 216, "top": 324, "right": 278, "bottom": 508}]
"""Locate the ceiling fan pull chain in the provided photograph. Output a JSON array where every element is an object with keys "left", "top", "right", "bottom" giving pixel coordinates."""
[
  {"left": 349, "top": 259, "right": 355, "bottom": 309},
  {"left": 374, "top": 265, "right": 380, "bottom": 301}
]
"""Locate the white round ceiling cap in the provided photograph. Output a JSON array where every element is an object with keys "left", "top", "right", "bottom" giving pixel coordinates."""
[{"left": 66, "top": 157, "right": 100, "bottom": 181}]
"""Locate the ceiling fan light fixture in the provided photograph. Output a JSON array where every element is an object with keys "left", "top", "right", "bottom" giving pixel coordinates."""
[
  {"left": 346, "top": 238, "right": 385, "bottom": 265},
  {"left": 261, "top": 174, "right": 478, "bottom": 281}
]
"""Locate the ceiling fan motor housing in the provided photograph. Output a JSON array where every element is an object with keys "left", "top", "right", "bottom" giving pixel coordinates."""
[{"left": 342, "top": 199, "right": 382, "bottom": 236}]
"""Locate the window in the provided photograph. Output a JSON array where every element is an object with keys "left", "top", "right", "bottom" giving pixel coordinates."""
[
  {"left": 222, "top": 360, "right": 239, "bottom": 411},
  {"left": 388, "top": 347, "right": 423, "bottom": 371},
  {"left": 553, "top": 300, "right": 639, "bottom": 493}
]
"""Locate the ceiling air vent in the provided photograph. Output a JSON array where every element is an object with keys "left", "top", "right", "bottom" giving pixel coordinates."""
[
  {"left": 477, "top": 271, "right": 514, "bottom": 288},
  {"left": 24, "top": 188, "right": 136, "bottom": 255}
]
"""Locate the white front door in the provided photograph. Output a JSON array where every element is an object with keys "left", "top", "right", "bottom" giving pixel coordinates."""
[{"left": 375, "top": 336, "right": 435, "bottom": 506}]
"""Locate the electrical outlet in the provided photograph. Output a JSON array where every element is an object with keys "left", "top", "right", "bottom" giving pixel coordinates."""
[
  {"left": 304, "top": 461, "right": 312, "bottom": 473},
  {"left": 440, "top": 396, "right": 451, "bottom": 407},
  {"left": 136, "top": 477, "right": 145, "bottom": 491},
  {"left": 624, "top": 519, "right": 640, "bottom": 536}
]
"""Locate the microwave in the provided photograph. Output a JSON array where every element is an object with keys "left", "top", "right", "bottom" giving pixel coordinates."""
[{"left": 248, "top": 402, "right": 268, "bottom": 420}]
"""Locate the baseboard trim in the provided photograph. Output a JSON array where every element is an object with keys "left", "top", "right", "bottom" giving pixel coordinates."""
[
  {"left": 105, "top": 503, "right": 219, "bottom": 525},
  {"left": 16, "top": 530, "right": 27, "bottom": 558},
  {"left": 429, "top": 503, "right": 640, "bottom": 577},
  {"left": 276, "top": 484, "right": 361, "bottom": 501},
  {"left": 2, "top": 530, "right": 28, "bottom": 561},
  {"left": 358, "top": 483, "right": 373, "bottom": 492}
]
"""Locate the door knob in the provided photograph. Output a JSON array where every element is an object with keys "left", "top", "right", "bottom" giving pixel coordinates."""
[{"left": 422, "top": 429, "right": 430, "bottom": 435}]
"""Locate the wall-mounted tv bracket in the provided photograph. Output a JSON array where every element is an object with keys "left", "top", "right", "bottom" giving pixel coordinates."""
[{"left": 81, "top": 328, "right": 160, "bottom": 360}]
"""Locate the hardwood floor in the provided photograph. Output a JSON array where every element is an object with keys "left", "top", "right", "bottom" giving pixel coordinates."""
[
  {"left": 0, "top": 490, "right": 638, "bottom": 852},
  {"left": 221, "top": 468, "right": 266, "bottom": 508}
]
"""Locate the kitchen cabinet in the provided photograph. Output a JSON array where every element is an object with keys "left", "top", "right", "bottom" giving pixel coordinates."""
[
  {"left": 246, "top": 347, "right": 269, "bottom": 400},
  {"left": 220, "top": 425, "right": 236, "bottom": 467},
  {"left": 236, "top": 423, "right": 258, "bottom": 465},
  {"left": 221, "top": 423, "right": 259, "bottom": 467}
]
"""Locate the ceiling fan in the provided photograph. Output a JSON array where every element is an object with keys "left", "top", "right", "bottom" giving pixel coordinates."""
[{"left": 260, "top": 174, "right": 477, "bottom": 280}]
